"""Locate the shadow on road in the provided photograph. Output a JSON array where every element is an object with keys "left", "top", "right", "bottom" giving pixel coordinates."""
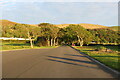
[
  {"left": 64, "top": 54, "right": 86, "bottom": 57},
  {"left": 48, "top": 56, "right": 95, "bottom": 65},
  {"left": 47, "top": 59, "right": 99, "bottom": 69},
  {"left": 47, "top": 56, "right": 99, "bottom": 69}
]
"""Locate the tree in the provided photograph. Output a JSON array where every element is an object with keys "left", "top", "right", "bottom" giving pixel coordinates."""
[
  {"left": 2, "top": 24, "right": 27, "bottom": 38},
  {"left": 38, "top": 23, "right": 60, "bottom": 46},
  {"left": 65, "top": 24, "right": 93, "bottom": 46},
  {"left": 84, "top": 31, "right": 94, "bottom": 45},
  {"left": 38, "top": 23, "right": 52, "bottom": 46},
  {"left": 88, "top": 29, "right": 119, "bottom": 44},
  {"left": 87, "top": 29, "right": 100, "bottom": 44},
  {"left": 2, "top": 23, "right": 41, "bottom": 48},
  {"left": 57, "top": 28, "right": 67, "bottom": 45},
  {"left": 64, "top": 27, "right": 77, "bottom": 45},
  {"left": 23, "top": 24, "right": 41, "bottom": 48},
  {"left": 49, "top": 26, "right": 59, "bottom": 46}
]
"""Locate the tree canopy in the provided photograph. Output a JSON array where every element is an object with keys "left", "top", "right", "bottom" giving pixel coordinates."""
[{"left": 2, "top": 23, "right": 119, "bottom": 47}]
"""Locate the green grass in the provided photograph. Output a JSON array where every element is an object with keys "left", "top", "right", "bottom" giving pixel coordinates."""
[
  {"left": 104, "top": 45, "right": 119, "bottom": 51},
  {"left": 73, "top": 46, "right": 120, "bottom": 72},
  {"left": 1, "top": 41, "right": 57, "bottom": 50}
]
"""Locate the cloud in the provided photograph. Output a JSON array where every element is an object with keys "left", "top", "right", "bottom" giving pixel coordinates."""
[{"left": 1, "top": 2, "right": 118, "bottom": 26}]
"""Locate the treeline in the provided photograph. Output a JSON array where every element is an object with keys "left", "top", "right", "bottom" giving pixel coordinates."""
[{"left": 2, "top": 23, "right": 119, "bottom": 48}]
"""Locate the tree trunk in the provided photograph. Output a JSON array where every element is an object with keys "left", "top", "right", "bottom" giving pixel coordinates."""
[
  {"left": 30, "top": 38, "right": 33, "bottom": 48},
  {"left": 53, "top": 37, "right": 57, "bottom": 46},
  {"left": 77, "top": 35, "right": 83, "bottom": 46},
  {"left": 56, "top": 38, "right": 58, "bottom": 46},
  {"left": 47, "top": 38, "right": 50, "bottom": 46},
  {"left": 77, "top": 35, "right": 81, "bottom": 46},
  {"left": 28, "top": 31, "right": 33, "bottom": 48},
  {"left": 51, "top": 38, "right": 53, "bottom": 46},
  {"left": 80, "top": 40, "right": 83, "bottom": 46}
]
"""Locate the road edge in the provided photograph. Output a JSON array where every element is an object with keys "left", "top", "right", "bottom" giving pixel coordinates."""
[{"left": 70, "top": 46, "right": 120, "bottom": 78}]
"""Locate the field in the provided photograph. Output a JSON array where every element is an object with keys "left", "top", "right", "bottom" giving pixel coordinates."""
[
  {"left": 1, "top": 40, "right": 57, "bottom": 50},
  {"left": 73, "top": 45, "right": 120, "bottom": 72}
]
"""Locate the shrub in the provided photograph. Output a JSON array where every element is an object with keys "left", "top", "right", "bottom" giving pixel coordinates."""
[
  {"left": 95, "top": 45, "right": 107, "bottom": 51},
  {"left": 35, "top": 37, "right": 48, "bottom": 46}
]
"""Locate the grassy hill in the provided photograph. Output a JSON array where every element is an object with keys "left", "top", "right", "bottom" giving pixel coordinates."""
[
  {"left": 107, "top": 26, "right": 119, "bottom": 31},
  {"left": 55, "top": 23, "right": 108, "bottom": 29},
  {"left": 0, "top": 20, "right": 39, "bottom": 27},
  {"left": 0, "top": 20, "right": 111, "bottom": 29},
  {"left": 79, "top": 23, "right": 108, "bottom": 29},
  {"left": 0, "top": 20, "right": 17, "bottom": 26}
]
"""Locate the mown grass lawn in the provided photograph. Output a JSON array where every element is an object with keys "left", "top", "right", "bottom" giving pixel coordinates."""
[
  {"left": 1, "top": 41, "right": 57, "bottom": 50},
  {"left": 103, "top": 45, "right": 119, "bottom": 51},
  {"left": 73, "top": 45, "right": 120, "bottom": 72}
]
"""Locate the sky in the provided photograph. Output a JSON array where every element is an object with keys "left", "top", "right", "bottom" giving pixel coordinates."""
[{"left": 1, "top": 0, "right": 119, "bottom": 26}]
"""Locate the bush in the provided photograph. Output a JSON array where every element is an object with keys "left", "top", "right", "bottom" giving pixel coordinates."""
[
  {"left": 35, "top": 37, "right": 48, "bottom": 46},
  {"left": 95, "top": 45, "right": 107, "bottom": 51}
]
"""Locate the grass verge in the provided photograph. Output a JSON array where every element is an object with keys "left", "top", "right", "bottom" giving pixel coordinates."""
[
  {"left": 73, "top": 46, "right": 120, "bottom": 72},
  {"left": 1, "top": 42, "right": 57, "bottom": 51}
]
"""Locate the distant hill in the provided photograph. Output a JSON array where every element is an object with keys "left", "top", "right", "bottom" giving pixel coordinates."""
[
  {"left": 79, "top": 23, "right": 108, "bottom": 29},
  {"left": 29, "top": 24, "right": 38, "bottom": 27},
  {"left": 0, "top": 20, "right": 17, "bottom": 26},
  {"left": 0, "top": 20, "right": 111, "bottom": 29},
  {"left": 55, "top": 23, "right": 108, "bottom": 29},
  {"left": 107, "top": 26, "right": 119, "bottom": 31},
  {"left": 0, "top": 20, "right": 39, "bottom": 27}
]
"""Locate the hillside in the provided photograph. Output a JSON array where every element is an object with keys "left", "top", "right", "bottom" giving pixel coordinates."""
[
  {"left": 0, "top": 20, "right": 109, "bottom": 29},
  {"left": 0, "top": 20, "right": 17, "bottom": 26},
  {"left": 55, "top": 23, "right": 108, "bottom": 29},
  {"left": 0, "top": 20, "right": 38, "bottom": 27},
  {"left": 107, "top": 26, "right": 119, "bottom": 31},
  {"left": 79, "top": 23, "right": 108, "bottom": 29}
]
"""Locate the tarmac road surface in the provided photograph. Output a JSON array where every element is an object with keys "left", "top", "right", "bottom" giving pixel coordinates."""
[{"left": 2, "top": 46, "right": 116, "bottom": 78}]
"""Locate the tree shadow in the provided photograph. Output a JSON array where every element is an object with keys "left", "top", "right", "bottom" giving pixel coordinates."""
[
  {"left": 48, "top": 56, "right": 96, "bottom": 65},
  {"left": 47, "top": 55, "right": 118, "bottom": 77},
  {"left": 47, "top": 56, "right": 97, "bottom": 65},
  {"left": 64, "top": 54, "right": 86, "bottom": 57},
  {"left": 47, "top": 58, "right": 99, "bottom": 69}
]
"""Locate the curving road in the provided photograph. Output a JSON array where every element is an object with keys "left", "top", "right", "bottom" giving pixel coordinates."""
[{"left": 2, "top": 46, "right": 115, "bottom": 78}]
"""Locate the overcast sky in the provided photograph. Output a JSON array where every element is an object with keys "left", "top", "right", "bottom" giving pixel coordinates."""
[{"left": 1, "top": 0, "right": 119, "bottom": 26}]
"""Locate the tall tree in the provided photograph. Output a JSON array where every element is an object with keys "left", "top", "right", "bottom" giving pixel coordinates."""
[
  {"left": 49, "top": 26, "right": 60, "bottom": 46},
  {"left": 66, "top": 24, "right": 93, "bottom": 46},
  {"left": 88, "top": 29, "right": 119, "bottom": 44},
  {"left": 38, "top": 23, "right": 52, "bottom": 46},
  {"left": 38, "top": 23, "right": 60, "bottom": 46},
  {"left": 23, "top": 24, "right": 41, "bottom": 48}
]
